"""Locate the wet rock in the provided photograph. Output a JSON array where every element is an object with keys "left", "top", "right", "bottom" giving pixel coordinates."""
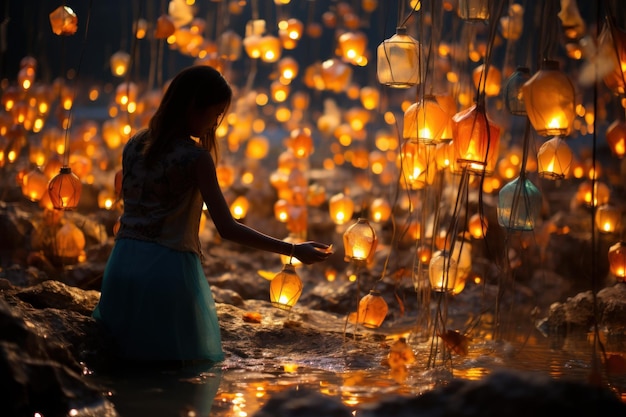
[
  {"left": 14, "top": 280, "right": 101, "bottom": 316},
  {"left": 356, "top": 370, "right": 626, "bottom": 417},
  {"left": 538, "top": 283, "right": 626, "bottom": 334},
  {"left": 252, "top": 387, "right": 352, "bottom": 417}
]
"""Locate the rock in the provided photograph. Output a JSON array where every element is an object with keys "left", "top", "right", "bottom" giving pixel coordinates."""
[
  {"left": 252, "top": 387, "right": 352, "bottom": 417},
  {"left": 356, "top": 370, "right": 626, "bottom": 417},
  {"left": 14, "top": 280, "right": 101, "bottom": 316}
]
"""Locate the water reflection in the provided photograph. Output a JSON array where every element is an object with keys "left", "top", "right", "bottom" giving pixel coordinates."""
[{"left": 90, "top": 333, "right": 626, "bottom": 417}]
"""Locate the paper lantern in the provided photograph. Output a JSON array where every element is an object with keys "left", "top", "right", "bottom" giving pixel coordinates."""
[
  {"left": 403, "top": 96, "right": 450, "bottom": 143},
  {"left": 155, "top": 14, "right": 176, "bottom": 39},
  {"left": 523, "top": 60, "right": 576, "bottom": 136},
  {"left": 399, "top": 140, "right": 436, "bottom": 189},
  {"left": 606, "top": 120, "right": 626, "bottom": 159},
  {"left": 21, "top": 168, "right": 49, "bottom": 202},
  {"left": 343, "top": 218, "right": 378, "bottom": 265},
  {"left": 356, "top": 290, "right": 388, "bottom": 328},
  {"left": 472, "top": 64, "right": 502, "bottom": 97},
  {"left": 468, "top": 213, "right": 488, "bottom": 239},
  {"left": 452, "top": 103, "right": 501, "bottom": 175},
  {"left": 595, "top": 204, "right": 621, "bottom": 234},
  {"left": 55, "top": 222, "right": 86, "bottom": 261},
  {"left": 337, "top": 31, "right": 368, "bottom": 65},
  {"left": 370, "top": 197, "right": 391, "bottom": 223},
  {"left": 537, "top": 136, "right": 573, "bottom": 179},
  {"left": 286, "top": 128, "right": 314, "bottom": 158},
  {"left": 497, "top": 176, "right": 542, "bottom": 231},
  {"left": 49, "top": 6, "right": 78, "bottom": 36},
  {"left": 429, "top": 251, "right": 459, "bottom": 292},
  {"left": 229, "top": 195, "right": 249, "bottom": 220},
  {"left": 270, "top": 263, "right": 303, "bottom": 310},
  {"left": 608, "top": 242, "right": 626, "bottom": 280},
  {"left": 110, "top": 51, "right": 131, "bottom": 77},
  {"left": 48, "top": 166, "right": 82, "bottom": 210},
  {"left": 329, "top": 193, "right": 354, "bottom": 225},
  {"left": 377, "top": 27, "right": 421, "bottom": 88}
]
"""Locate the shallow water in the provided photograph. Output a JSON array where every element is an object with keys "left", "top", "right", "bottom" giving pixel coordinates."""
[{"left": 88, "top": 331, "right": 626, "bottom": 417}]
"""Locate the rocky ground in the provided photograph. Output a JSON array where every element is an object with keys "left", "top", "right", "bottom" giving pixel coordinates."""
[{"left": 2, "top": 196, "right": 626, "bottom": 416}]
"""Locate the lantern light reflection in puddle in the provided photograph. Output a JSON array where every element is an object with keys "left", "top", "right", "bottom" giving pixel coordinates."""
[{"left": 270, "top": 263, "right": 303, "bottom": 310}]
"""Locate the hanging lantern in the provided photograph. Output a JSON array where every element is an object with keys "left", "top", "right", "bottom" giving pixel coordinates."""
[
  {"left": 417, "top": 245, "right": 432, "bottom": 264},
  {"left": 343, "top": 218, "right": 378, "bottom": 265},
  {"left": 259, "top": 35, "right": 282, "bottom": 63},
  {"left": 48, "top": 166, "right": 82, "bottom": 210},
  {"left": 154, "top": 14, "right": 176, "bottom": 39},
  {"left": 360, "top": 86, "right": 380, "bottom": 110},
  {"left": 600, "top": 24, "right": 626, "bottom": 94},
  {"left": 55, "top": 221, "right": 86, "bottom": 262},
  {"left": 608, "top": 242, "right": 626, "bottom": 281},
  {"left": 576, "top": 180, "right": 610, "bottom": 207},
  {"left": 399, "top": 140, "right": 436, "bottom": 189},
  {"left": 595, "top": 204, "right": 621, "bottom": 234},
  {"left": 337, "top": 31, "right": 368, "bottom": 65},
  {"left": 403, "top": 96, "right": 450, "bottom": 143},
  {"left": 452, "top": 103, "right": 501, "bottom": 175},
  {"left": 606, "top": 120, "right": 626, "bottom": 159},
  {"left": 21, "top": 168, "right": 49, "bottom": 202},
  {"left": 370, "top": 197, "right": 391, "bottom": 223},
  {"left": 269, "top": 263, "right": 303, "bottom": 310},
  {"left": 504, "top": 67, "right": 530, "bottom": 116},
  {"left": 218, "top": 30, "right": 243, "bottom": 61},
  {"left": 377, "top": 27, "right": 421, "bottom": 88},
  {"left": 537, "top": 136, "right": 573, "bottom": 179},
  {"left": 497, "top": 176, "right": 542, "bottom": 231},
  {"left": 329, "top": 192, "right": 354, "bottom": 225},
  {"left": 457, "top": 0, "right": 489, "bottom": 21},
  {"left": 321, "top": 58, "right": 353, "bottom": 92},
  {"left": 472, "top": 64, "right": 502, "bottom": 97},
  {"left": 523, "top": 60, "right": 576, "bottom": 136},
  {"left": 110, "top": 51, "right": 131, "bottom": 77},
  {"left": 499, "top": 3, "right": 524, "bottom": 40},
  {"left": 49, "top": 6, "right": 78, "bottom": 36},
  {"left": 468, "top": 213, "right": 488, "bottom": 239},
  {"left": 429, "top": 251, "right": 459, "bottom": 292},
  {"left": 286, "top": 128, "right": 314, "bottom": 158},
  {"left": 229, "top": 195, "right": 249, "bottom": 220},
  {"left": 355, "top": 290, "right": 388, "bottom": 328}
]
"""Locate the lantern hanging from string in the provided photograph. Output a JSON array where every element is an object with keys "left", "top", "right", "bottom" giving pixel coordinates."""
[
  {"left": 600, "top": 24, "right": 626, "bottom": 95},
  {"left": 355, "top": 290, "right": 388, "bottom": 328},
  {"left": 606, "top": 120, "right": 626, "bottom": 159},
  {"left": 497, "top": 176, "right": 542, "bottom": 231},
  {"left": 403, "top": 96, "right": 450, "bottom": 144},
  {"left": 269, "top": 263, "right": 303, "bottom": 310},
  {"left": 55, "top": 221, "right": 86, "bottom": 263},
  {"left": 376, "top": 27, "right": 421, "bottom": 88},
  {"left": 343, "top": 218, "right": 378, "bottom": 266},
  {"left": 21, "top": 168, "right": 49, "bottom": 202},
  {"left": 457, "top": 0, "right": 490, "bottom": 22},
  {"left": 110, "top": 51, "right": 131, "bottom": 77},
  {"left": 155, "top": 14, "right": 176, "bottom": 39},
  {"left": 49, "top": 6, "right": 78, "bottom": 36},
  {"left": 504, "top": 67, "right": 530, "bottom": 116},
  {"left": 468, "top": 213, "right": 488, "bottom": 239},
  {"left": 472, "top": 64, "right": 502, "bottom": 97},
  {"left": 595, "top": 204, "right": 621, "bottom": 234},
  {"left": 537, "top": 136, "right": 573, "bottom": 179},
  {"left": 329, "top": 192, "right": 354, "bottom": 225},
  {"left": 369, "top": 197, "right": 391, "bottom": 223},
  {"left": 399, "top": 140, "right": 436, "bottom": 189},
  {"left": 608, "top": 241, "right": 626, "bottom": 281},
  {"left": 452, "top": 103, "right": 501, "bottom": 175},
  {"left": 429, "top": 251, "right": 459, "bottom": 292},
  {"left": 48, "top": 167, "right": 82, "bottom": 210},
  {"left": 523, "top": 60, "right": 576, "bottom": 136},
  {"left": 576, "top": 180, "right": 610, "bottom": 207}
]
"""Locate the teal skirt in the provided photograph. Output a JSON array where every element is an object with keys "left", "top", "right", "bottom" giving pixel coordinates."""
[{"left": 92, "top": 238, "right": 224, "bottom": 362}]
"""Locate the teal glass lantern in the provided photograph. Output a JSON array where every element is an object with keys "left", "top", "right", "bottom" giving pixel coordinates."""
[
  {"left": 504, "top": 67, "right": 530, "bottom": 116},
  {"left": 497, "top": 176, "right": 542, "bottom": 230}
]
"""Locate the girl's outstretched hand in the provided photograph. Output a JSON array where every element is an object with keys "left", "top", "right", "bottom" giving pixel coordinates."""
[{"left": 293, "top": 242, "right": 333, "bottom": 264}]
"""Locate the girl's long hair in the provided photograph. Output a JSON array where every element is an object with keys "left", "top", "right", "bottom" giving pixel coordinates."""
[{"left": 143, "top": 65, "right": 232, "bottom": 166}]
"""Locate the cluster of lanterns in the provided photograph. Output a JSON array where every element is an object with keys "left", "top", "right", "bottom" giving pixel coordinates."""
[{"left": 3, "top": 0, "right": 626, "bottom": 331}]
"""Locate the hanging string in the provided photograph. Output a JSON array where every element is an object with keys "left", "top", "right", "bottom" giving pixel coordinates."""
[{"left": 61, "top": 0, "right": 94, "bottom": 167}]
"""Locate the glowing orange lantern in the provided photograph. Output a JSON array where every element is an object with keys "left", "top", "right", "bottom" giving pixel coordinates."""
[
  {"left": 49, "top": 6, "right": 78, "bottom": 36},
  {"left": 403, "top": 96, "right": 450, "bottom": 143},
  {"left": 337, "top": 31, "right": 367, "bottom": 65},
  {"left": 399, "top": 140, "right": 436, "bottom": 189},
  {"left": 370, "top": 197, "right": 391, "bottom": 223},
  {"left": 155, "top": 14, "right": 176, "bottom": 39},
  {"left": 595, "top": 204, "right": 621, "bottom": 234},
  {"left": 356, "top": 290, "right": 388, "bottom": 328},
  {"left": 55, "top": 221, "right": 86, "bottom": 262},
  {"left": 576, "top": 180, "right": 610, "bottom": 207},
  {"left": 472, "top": 64, "right": 502, "bottom": 97},
  {"left": 606, "top": 120, "right": 626, "bottom": 159},
  {"left": 537, "top": 136, "right": 573, "bottom": 179},
  {"left": 377, "top": 27, "right": 421, "bottom": 88},
  {"left": 230, "top": 195, "right": 250, "bottom": 220},
  {"left": 321, "top": 58, "right": 353, "bottom": 92},
  {"left": 523, "top": 60, "right": 576, "bottom": 136},
  {"left": 48, "top": 166, "right": 82, "bottom": 210},
  {"left": 270, "top": 263, "right": 303, "bottom": 310},
  {"left": 110, "top": 51, "right": 131, "bottom": 77},
  {"left": 452, "top": 103, "right": 501, "bottom": 175},
  {"left": 429, "top": 251, "right": 459, "bottom": 292},
  {"left": 343, "top": 218, "right": 378, "bottom": 265},
  {"left": 329, "top": 193, "right": 354, "bottom": 225},
  {"left": 608, "top": 242, "right": 626, "bottom": 281},
  {"left": 21, "top": 168, "right": 49, "bottom": 202},
  {"left": 468, "top": 213, "right": 488, "bottom": 239}
]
